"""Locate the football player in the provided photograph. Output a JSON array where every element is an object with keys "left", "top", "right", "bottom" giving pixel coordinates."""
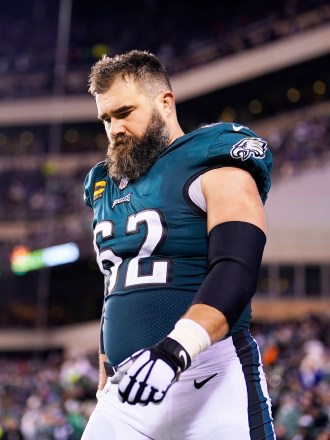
[{"left": 81, "top": 50, "right": 276, "bottom": 439}]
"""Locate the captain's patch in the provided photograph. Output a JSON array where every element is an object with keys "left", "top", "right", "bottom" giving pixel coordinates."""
[
  {"left": 230, "top": 137, "right": 267, "bottom": 161},
  {"left": 93, "top": 180, "right": 106, "bottom": 201}
]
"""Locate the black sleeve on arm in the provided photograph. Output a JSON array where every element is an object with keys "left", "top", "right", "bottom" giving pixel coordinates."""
[{"left": 192, "top": 221, "right": 266, "bottom": 329}]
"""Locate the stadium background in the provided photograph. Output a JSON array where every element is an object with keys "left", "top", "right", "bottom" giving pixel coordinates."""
[{"left": 0, "top": 0, "right": 330, "bottom": 438}]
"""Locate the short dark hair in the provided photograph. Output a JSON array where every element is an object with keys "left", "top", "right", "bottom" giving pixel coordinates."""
[{"left": 88, "top": 50, "right": 172, "bottom": 96}]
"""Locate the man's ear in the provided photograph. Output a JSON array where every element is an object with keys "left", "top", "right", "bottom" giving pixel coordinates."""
[{"left": 159, "top": 91, "right": 175, "bottom": 115}]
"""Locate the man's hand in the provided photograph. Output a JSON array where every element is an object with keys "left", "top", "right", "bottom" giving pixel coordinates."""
[{"left": 113, "top": 337, "right": 191, "bottom": 405}]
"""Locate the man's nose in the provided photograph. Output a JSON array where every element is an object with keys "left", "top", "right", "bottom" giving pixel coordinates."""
[{"left": 109, "top": 119, "right": 125, "bottom": 137}]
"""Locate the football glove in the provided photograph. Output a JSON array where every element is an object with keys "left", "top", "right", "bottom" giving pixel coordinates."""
[{"left": 113, "top": 337, "right": 191, "bottom": 405}]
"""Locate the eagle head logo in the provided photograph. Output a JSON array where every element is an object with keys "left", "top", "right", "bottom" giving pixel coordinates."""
[{"left": 230, "top": 137, "right": 267, "bottom": 161}]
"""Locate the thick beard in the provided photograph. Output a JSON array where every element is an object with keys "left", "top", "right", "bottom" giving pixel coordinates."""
[{"left": 105, "top": 109, "right": 170, "bottom": 181}]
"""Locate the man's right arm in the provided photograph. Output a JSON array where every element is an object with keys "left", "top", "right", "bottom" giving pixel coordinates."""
[
  {"left": 97, "top": 309, "right": 108, "bottom": 397},
  {"left": 98, "top": 353, "right": 109, "bottom": 394}
]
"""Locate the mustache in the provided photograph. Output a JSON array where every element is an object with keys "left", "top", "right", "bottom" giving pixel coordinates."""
[{"left": 111, "top": 133, "right": 129, "bottom": 147}]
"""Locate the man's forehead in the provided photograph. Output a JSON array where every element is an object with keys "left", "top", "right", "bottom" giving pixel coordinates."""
[{"left": 96, "top": 80, "right": 143, "bottom": 114}]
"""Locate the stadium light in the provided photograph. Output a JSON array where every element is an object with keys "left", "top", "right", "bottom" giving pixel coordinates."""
[{"left": 10, "top": 243, "right": 80, "bottom": 275}]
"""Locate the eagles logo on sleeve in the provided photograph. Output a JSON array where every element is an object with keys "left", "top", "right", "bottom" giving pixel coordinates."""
[{"left": 230, "top": 137, "right": 268, "bottom": 161}]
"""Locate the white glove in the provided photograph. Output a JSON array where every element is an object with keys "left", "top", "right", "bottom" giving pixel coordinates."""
[{"left": 114, "top": 337, "right": 191, "bottom": 405}]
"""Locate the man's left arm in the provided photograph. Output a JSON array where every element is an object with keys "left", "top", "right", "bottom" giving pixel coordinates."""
[
  {"left": 114, "top": 167, "right": 267, "bottom": 405},
  {"left": 182, "top": 166, "right": 267, "bottom": 342}
]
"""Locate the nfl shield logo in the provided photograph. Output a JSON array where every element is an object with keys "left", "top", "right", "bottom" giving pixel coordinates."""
[{"left": 119, "top": 177, "right": 129, "bottom": 190}]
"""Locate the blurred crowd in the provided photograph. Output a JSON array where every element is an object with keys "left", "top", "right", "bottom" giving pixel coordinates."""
[
  {"left": 0, "top": 349, "right": 98, "bottom": 440},
  {"left": 267, "top": 110, "right": 330, "bottom": 176},
  {"left": 1, "top": 315, "right": 330, "bottom": 439},
  {"left": 254, "top": 315, "right": 330, "bottom": 440},
  {"left": 0, "top": 0, "right": 329, "bottom": 98}
]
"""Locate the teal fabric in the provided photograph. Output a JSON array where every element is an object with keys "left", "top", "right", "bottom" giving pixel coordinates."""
[{"left": 84, "top": 122, "right": 272, "bottom": 365}]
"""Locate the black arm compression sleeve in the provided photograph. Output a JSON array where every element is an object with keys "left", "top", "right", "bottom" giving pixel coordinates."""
[{"left": 192, "top": 221, "right": 266, "bottom": 329}]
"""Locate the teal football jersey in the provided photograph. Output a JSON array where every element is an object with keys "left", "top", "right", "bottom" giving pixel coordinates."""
[{"left": 84, "top": 122, "right": 272, "bottom": 366}]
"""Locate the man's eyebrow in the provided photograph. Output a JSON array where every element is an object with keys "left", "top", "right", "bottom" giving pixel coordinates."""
[{"left": 98, "top": 105, "right": 135, "bottom": 121}]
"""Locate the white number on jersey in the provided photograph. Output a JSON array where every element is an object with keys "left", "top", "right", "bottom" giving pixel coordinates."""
[{"left": 93, "top": 209, "right": 169, "bottom": 296}]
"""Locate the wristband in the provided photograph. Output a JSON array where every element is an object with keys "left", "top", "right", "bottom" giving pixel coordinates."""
[{"left": 167, "top": 318, "right": 211, "bottom": 361}]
